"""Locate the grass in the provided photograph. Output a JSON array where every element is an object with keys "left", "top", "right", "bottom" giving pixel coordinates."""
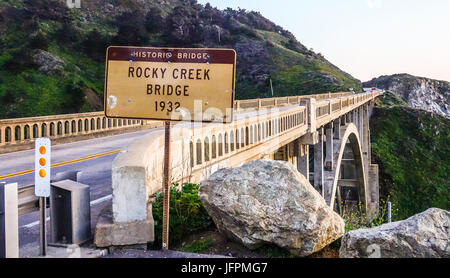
[
  {"left": 341, "top": 198, "right": 399, "bottom": 232},
  {"left": 267, "top": 45, "right": 362, "bottom": 96},
  {"left": 178, "top": 237, "right": 214, "bottom": 253}
]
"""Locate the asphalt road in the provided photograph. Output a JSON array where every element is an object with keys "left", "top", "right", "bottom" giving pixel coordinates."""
[
  {"left": 0, "top": 105, "right": 297, "bottom": 256},
  {"left": 0, "top": 127, "right": 163, "bottom": 254}
]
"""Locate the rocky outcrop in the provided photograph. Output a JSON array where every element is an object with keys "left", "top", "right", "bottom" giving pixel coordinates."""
[
  {"left": 198, "top": 159, "right": 345, "bottom": 257},
  {"left": 32, "top": 50, "right": 65, "bottom": 75},
  {"left": 364, "top": 74, "right": 450, "bottom": 117},
  {"left": 339, "top": 208, "right": 450, "bottom": 258}
]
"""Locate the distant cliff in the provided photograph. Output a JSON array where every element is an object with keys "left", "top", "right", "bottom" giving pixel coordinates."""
[{"left": 364, "top": 74, "right": 450, "bottom": 118}]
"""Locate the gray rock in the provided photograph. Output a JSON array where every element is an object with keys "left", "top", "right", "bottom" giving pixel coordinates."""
[
  {"left": 363, "top": 74, "right": 450, "bottom": 118},
  {"left": 198, "top": 159, "right": 345, "bottom": 257},
  {"left": 32, "top": 50, "right": 65, "bottom": 75},
  {"left": 339, "top": 208, "right": 450, "bottom": 258}
]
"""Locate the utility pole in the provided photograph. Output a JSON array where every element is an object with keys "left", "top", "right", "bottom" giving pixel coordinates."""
[
  {"left": 217, "top": 26, "right": 221, "bottom": 44},
  {"left": 270, "top": 78, "right": 274, "bottom": 97}
]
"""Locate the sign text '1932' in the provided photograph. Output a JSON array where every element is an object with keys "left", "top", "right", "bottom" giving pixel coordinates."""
[{"left": 104, "top": 47, "right": 236, "bottom": 123}]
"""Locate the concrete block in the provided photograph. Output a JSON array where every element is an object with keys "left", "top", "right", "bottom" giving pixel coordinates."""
[
  {"left": 94, "top": 204, "right": 154, "bottom": 248},
  {"left": 53, "top": 171, "right": 81, "bottom": 182},
  {"left": 0, "top": 182, "right": 19, "bottom": 258}
]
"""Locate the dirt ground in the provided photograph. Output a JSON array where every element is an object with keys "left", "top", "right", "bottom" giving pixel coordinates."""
[{"left": 172, "top": 227, "right": 340, "bottom": 258}]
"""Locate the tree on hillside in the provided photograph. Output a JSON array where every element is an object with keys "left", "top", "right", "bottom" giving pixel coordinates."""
[
  {"left": 112, "top": 11, "right": 149, "bottom": 46},
  {"left": 82, "top": 29, "right": 109, "bottom": 61},
  {"left": 145, "top": 7, "right": 164, "bottom": 33},
  {"left": 24, "top": 0, "right": 69, "bottom": 21},
  {"left": 56, "top": 22, "right": 80, "bottom": 47},
  {"left": 164, "top": 6, "right": 203, "bottom": 46}
]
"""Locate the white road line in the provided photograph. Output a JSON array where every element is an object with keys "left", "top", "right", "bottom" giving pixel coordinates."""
[
  {"left": 21, "top": 194, "right": 113, "bottom": 229},
  {"left": 90, "top": 194, "right": 113, "bottom": 206},
  {"left": 23, "top": 217, "right": 50, "bottom": 229}
]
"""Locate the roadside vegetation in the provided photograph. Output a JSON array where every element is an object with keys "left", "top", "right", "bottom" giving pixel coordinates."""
[
  {"left": 152, "top": 183, "right": 213, "bottom": 248},
  {"left": 341, "top": 198, "right": 399, "bottom": 232}
]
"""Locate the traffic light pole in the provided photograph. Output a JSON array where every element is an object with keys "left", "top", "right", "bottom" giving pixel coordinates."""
[{"left": 39, "top": 197, "right": 47, "bottom": 256}]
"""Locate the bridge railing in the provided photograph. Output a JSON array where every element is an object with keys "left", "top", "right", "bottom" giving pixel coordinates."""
[
  {"left": 314, "top": 92, "right": 382, "bottom": 126},
  {"left": 0, "top": 111, "right": 160, "bottom": 149},
  {"left": 233, "top": 91, "right": 353, "bottom": 110},
  {"left": 0, "top": 91, "right": 355, "bottom": 150}
]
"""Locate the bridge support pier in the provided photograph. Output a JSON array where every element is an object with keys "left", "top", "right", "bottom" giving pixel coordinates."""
[
  {"left": 333, "top": 119, "right": 341, "bottom": 139},
  {"left": 313, "top": 127, "right": 324, "bottom": 196},
  {"left": 296, "top": 140, "right": 309, "bottom": 179},
  {"left": 325, "top": 123, "right": 334, "bottom": 171}
]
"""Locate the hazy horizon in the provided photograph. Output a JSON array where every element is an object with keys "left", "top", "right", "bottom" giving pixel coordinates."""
[{"left": 198, "top": 0, "right": 450, "bottom": 83}]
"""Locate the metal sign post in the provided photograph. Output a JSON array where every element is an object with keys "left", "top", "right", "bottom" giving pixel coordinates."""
[
  {"left": 35, "top": 138, "right": 51, "bottom": 256},
  {"left": 104, "top": 46, "right": 236, "bottom": 250},
  {"left": 162, "top": 121, "right": 171, "bottom": 250},
  {"left": 39, "top": 197, "right": 47, "bottom": 256}
]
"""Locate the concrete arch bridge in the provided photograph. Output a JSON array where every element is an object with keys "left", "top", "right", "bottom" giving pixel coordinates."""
[{"left": 95, "top": 91, "right": 382, "bottom": 247}]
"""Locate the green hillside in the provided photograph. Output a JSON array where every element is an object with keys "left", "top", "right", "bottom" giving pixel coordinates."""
[
  {"left": 0, "top": 0, "right": 361, "bottom": 118},
  {"left": 371, "top": 92, "right": 450, "bottom": 220}
]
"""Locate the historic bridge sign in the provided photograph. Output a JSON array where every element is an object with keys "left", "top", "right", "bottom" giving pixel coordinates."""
[{"left": 105, "top": 46, "right": 236, "bottom": 123}]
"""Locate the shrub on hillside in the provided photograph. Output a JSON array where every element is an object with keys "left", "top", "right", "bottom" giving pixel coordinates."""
[
  {"left": 55, "top": 23, "right": 81, "bottom": 47},
  {"left": 152, "top": 183, "right": 213, "bottom": 247},
  {"left": 82, "top": 29, "right": 110, "bottom": 62},
  {"left": 164, "top": 6, "right": 203, "bottom": 46},
  {"left": 145, "top": 7, "right": 164, "bottom": 33},
  {"left": 3, "top": 48, "right": 36, "bottom": 71},
  {"left": 112, "top": 11, "right": 149, "bottom": 46},
  {"left": 23, "top": 0, "right": 69, "bottom": 21},
  {"left": 29, "top": 32, "right": 49, "bottom": 50}
]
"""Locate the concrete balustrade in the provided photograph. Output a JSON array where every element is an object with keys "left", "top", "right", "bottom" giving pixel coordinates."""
[
  {"left": 233, "top": 92, "right": 353, "bottom": 111},
  {"left": 103, "top": 91, "right": 382, "bottom": 243},
  {"left": 0, "top": 111, "right": 157, "bottom": 154},
  {"left": 0, "top": 92, "right": 359, "bottom": 154}
]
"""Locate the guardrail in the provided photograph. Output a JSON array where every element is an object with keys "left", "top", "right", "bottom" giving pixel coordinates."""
[{"left": 18, "top": 184, "right": 39, "bottom": 216}]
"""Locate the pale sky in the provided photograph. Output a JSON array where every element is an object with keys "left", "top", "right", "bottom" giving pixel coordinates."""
[{"left": 197, "top": 0, "right": 450, "bottom": 83}]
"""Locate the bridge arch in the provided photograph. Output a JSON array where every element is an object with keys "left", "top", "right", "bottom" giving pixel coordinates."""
[{"left": 324, "top": 123, "right": 369, "bottom": 213}]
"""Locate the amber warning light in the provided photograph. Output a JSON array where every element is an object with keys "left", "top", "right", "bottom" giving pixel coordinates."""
[{"left": 35, "top": 138, "right": 51, "bottom": 197}]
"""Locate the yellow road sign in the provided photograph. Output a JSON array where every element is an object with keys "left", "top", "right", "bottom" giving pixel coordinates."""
[{"left": 105, "top": 46, "right": 236, "bottom": 123}]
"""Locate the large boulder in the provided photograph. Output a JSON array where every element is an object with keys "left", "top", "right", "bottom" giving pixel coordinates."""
[
  {"left": 198, "top": 159, "right": 345, "bottom": 257},
  {"left": 339, "top": 208, "right": 450, "bottom": 258},
  {"left": 32, "top": 50, "right": 65, "bottom": 75}
]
